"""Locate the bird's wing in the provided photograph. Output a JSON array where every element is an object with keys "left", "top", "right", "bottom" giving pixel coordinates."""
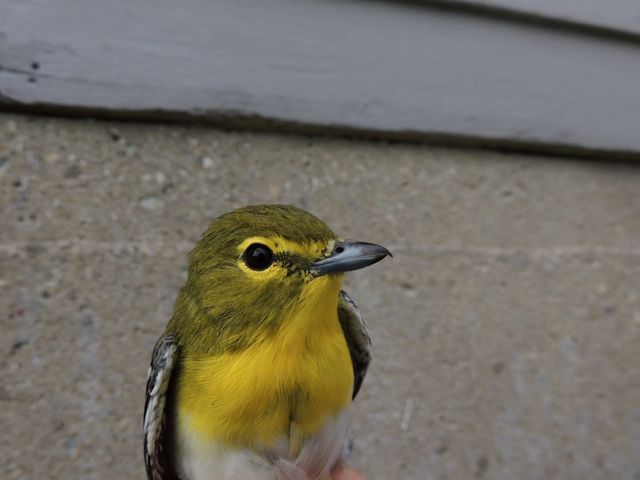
[
  {"left": 144, "top": 334, "right": 180, "bottom": 480},
  {"left": 338, "top": 290, "right": 371, "bottom": 400}
]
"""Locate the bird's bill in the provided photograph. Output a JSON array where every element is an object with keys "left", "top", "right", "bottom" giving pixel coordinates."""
[{"left": 310, "top": 241, "right": 391, "bottom": 276}]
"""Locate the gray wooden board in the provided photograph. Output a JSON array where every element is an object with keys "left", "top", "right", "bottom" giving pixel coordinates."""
[
  {"left": 1, "top": 0, "right": 640, "bottom": 155},
  {"left": 454, "top": 0, "right": 640, "bottom": 36}
]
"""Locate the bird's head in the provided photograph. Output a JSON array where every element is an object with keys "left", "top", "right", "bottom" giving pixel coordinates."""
[{"left": 171, "top": 204, "right": 390, "bottom": 353}]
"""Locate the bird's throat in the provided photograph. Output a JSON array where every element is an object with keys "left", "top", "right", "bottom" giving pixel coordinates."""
[{"left": 176, "top": 274, "right": 354, "bottom": 454}]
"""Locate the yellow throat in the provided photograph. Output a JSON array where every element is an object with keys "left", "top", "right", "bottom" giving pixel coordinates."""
[{"left": 176, "top": 273, "right": 354, "bottom": 451}]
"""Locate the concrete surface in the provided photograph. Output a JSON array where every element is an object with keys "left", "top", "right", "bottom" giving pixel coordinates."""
[{"left": 1, "top": 114, "right": 639, "bottom": 480}]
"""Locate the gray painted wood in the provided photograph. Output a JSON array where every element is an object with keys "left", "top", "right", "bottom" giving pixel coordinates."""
[
  {"left": 1, "top": 0, "right": 640, "bottom": 155},
  {"left": 457, "top": 0, "right": 640, "bottom": 36}
]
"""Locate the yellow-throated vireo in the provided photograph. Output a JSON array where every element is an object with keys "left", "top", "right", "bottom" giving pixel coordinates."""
[{"left": 144, "top": 205, "right": 390, "bottom": 480}]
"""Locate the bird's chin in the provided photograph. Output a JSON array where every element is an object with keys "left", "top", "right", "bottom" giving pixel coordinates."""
[
  {"left": 308, "top": 271, "right": 345, "bottom": 283},
  {"left": 298, "top": 273, "right": 345, "bottom": 317},
  {"left": 305, "top": 271, "right": 343, "bottom": 291}
]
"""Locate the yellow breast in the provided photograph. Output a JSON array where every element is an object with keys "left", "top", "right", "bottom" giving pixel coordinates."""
[{"left": 176, "top": 275, "right": 354, "bottom": 450}]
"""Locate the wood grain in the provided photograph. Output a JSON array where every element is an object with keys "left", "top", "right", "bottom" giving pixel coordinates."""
[
  {"left": 1, "top": 0, "right": 640, "bottom": 156},
  {"left": 447, "top": 0, "right": 640, "bottom": 36}
]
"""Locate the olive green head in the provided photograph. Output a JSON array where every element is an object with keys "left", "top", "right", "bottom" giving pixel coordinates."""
[
  {"left": 190, "top": 204, "right": 337, "bottom": 275},
  {"left": 169, "top": 204, "right": 389, "bottom": 353}
]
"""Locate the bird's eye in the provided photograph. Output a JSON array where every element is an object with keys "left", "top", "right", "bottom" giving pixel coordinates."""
[{"left": 242, "top": 243, "right": 274, "bottom": 271}]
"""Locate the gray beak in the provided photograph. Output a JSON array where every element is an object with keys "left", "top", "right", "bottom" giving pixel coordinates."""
[{"left": 310, "top": 241, "right": 392, "bottom": 276}]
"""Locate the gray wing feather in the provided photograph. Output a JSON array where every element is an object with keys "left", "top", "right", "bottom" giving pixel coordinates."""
[
  {"left": 144, "top": 334, "right": 179, "bottom": 480},
  {"left": 338, "top": 290, "right": 371, "bottom": 399}
]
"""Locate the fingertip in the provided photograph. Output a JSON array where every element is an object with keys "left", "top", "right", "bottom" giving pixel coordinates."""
[{"left": 331, "top": 464, "right": 366, "bottom": 480}]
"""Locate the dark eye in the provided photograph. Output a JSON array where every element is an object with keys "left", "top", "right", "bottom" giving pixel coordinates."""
[{"left": 242, "top": 243, "right": 274, "bottom": 271}]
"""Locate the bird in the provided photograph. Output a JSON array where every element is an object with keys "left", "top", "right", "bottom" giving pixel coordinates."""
[{"left": 143, "top": 204, "right": 391, "bottom": 480}]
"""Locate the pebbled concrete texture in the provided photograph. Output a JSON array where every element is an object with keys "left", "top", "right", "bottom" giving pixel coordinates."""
[{"left": 1, "top": 114, "right": 639, "bottom": 480}]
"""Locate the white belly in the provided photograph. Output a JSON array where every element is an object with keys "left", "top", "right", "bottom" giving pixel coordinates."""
[{"left": 176, "top": 409, "right": 352, "bottom": 480}]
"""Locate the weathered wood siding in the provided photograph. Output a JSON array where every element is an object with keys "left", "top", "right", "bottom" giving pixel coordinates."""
[
  {"left": 455, "top": 0, "right": 640, "bottom": 35},
  {"left": 1, "top": 0, "right": 640, "bottom": 156}
]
